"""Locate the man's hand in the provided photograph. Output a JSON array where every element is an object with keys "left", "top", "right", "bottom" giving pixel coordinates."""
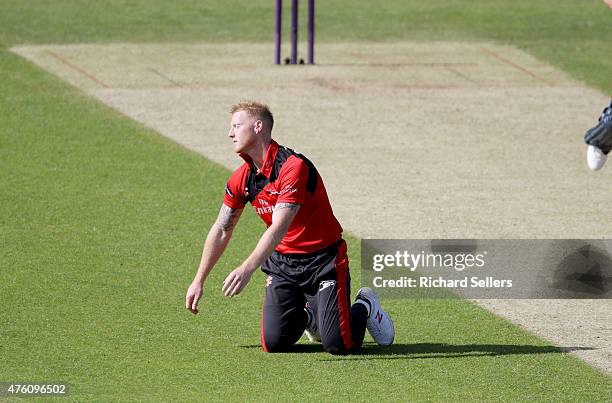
[
  {"left": 222, "top": 266, "right": 254, "bottom": 297},
  {"left": 185, "top": 204, "right": 243, "bottom": 314},
  {"left": 220, "top": 202, "right": 300, "bottom": 298},
  {"left": 185, "top": 282, "right": 203, "bottom": 314}
]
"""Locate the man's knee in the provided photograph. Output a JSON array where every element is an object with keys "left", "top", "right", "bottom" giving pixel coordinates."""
[
  {"left": 321, "top": 334, "right": 348, "bottom": 355},
  {"left": 261, "top": 330, "right": 294, "bottom": 353},
  {"left": 320, "top": 327, "right": 363, "bottom": 355}
]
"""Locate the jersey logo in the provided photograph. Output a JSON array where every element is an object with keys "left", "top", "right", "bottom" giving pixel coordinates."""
[
  {"left": 265, "top": 186, "right": 298, "bottom": 196},
  {"left": 255, "top": 199, "right": 274, "bottom": 215},
  {"left": 319, "top": 280, "right": 336, "bottom": 291}
]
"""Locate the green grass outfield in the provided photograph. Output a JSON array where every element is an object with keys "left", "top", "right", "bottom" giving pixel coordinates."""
[{"left": 1, "top": 1, "right": 611, "bottom": 401}]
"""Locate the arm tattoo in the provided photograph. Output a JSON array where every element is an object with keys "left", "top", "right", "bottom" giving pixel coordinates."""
[
  {"left": 274, "top": 202, "right": 300, "bottom": 211},
  {"left": 216, "top": 205, "right": 242, "bottom": 231}
]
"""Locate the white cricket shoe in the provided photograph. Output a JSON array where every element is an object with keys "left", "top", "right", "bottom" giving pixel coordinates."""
[
  {"left": 587, "top": 145, "right": 607, "bottom": 171},
  {"left": 304, "top": 303, "right": 321, "bottom": 343},
  {"left": 356, "top": 287, "right": 395, "bottom": 346}
]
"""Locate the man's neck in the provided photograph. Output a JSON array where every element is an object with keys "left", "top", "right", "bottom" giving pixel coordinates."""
[{"left": 247, "top": 138, "right": 272, "bottom": 171}]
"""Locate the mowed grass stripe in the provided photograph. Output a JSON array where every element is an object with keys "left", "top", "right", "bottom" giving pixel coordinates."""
[{"left": 1, "top": 50, "right": 611, "bottom": 400}]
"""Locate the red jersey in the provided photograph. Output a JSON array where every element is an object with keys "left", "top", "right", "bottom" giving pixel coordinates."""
[{"left": 223, "top": 140, "right": 343, "bottom": 254}]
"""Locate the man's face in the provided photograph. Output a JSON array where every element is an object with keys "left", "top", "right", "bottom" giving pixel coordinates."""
[
  {"left": 605, "top": 0, "right": 612, "bottom": 8},
  {"left": 229, "top": 111, "right": 260, "bottom": 154}
]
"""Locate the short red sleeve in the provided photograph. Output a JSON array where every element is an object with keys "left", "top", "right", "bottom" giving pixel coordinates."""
[
  {"left": 223, "top": 165, "right": 248, "bottom": 209},
  {"left": 276, "top": 156, "right": 308, "bottom": 204}
]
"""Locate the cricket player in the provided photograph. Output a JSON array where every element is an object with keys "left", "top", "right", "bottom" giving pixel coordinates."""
[
  {"left": 585, "top": 100, "right": 612, "bottom": 171},
  {"left": 185, "top": 101, "right": 394, "bottom": 354},
  {"left": 585, "top": 0, "right": 612, "bottom": 170}
]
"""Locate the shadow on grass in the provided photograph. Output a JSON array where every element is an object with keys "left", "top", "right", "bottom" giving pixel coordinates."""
[
  {"left": 331, "top": 343, "right": 595, "bottom": 361},
  {"left": 240, "top": 343, "right": 595, "bottom": 360},
  {"left": 240, "top": 344, "right": 327, "bottom": 353}
]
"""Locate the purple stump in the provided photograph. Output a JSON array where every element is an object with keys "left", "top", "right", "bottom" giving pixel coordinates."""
[
  {"left": 275, "top": 0, "right": 282, "bottom": 65},
  {"left": 308, "top": 0, "right": 314, "bottom": 64},
  {"left": 291, "top": 0, "right": 298, "bottom": 64}
]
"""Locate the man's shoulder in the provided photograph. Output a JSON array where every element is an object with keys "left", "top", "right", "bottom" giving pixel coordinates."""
[
  {"left": 275, "top": 152, "right": 310, "bottom": 180},
  {"left": 231, "top": 162, "right": 252, "bottom": 176},
  {"left": 275, "top": 144, "right": 311, "bottom": 167},
  {"left": 227, "top": 162, "right": 252, "bottom": 185}
]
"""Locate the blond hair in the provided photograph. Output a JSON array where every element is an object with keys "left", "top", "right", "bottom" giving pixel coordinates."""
[{"left": 230, "top": 101, "right": 274, "bottom": 131}]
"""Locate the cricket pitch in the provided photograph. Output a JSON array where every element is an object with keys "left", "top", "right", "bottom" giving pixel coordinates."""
[{"left": 12, "top": 42, "right": 612, "bottom": 373}]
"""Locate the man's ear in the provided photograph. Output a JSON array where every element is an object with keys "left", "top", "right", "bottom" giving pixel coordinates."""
[{"left": 253, "top": 119, "right": 263, "bottom": 134}]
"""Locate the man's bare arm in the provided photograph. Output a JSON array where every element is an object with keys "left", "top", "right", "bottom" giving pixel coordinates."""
[
  {"left": 186, "top": 204, "right": 243, "bottom": 313},
  {"left": 195, "top": 204, "right": 242, "bottom": 280},
  {"left": 222, "top": 202, "right": 300, "bottom": 297},
  {"left": 216, "top": 204, "right": 242, "bottom": 232}
]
